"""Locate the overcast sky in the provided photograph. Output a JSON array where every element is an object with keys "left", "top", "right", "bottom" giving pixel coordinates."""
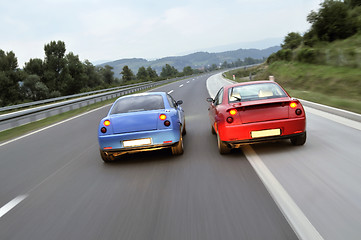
[{"left": 1, "top": 0, "right": 321, "bottom": 67}]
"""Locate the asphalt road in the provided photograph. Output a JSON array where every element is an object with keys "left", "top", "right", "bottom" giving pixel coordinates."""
[
  {"left": 1, "top": 73, "right": 361, "bottom": 240},
  {"left": 0, "top": 75, "right": 297, "bottom": 240}
]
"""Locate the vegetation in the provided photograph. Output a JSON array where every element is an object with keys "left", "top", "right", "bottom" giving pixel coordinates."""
[
  {"left": 225, "top": 0, "right": 361, "bottom": 114},
  {"left": 1, "top": 39, "right": 266, "bottom": 108}
]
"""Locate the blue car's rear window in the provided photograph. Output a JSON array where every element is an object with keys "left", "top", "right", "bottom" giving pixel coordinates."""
[{"left": 110, "top": 95, "right": 165, "bottom": 114}]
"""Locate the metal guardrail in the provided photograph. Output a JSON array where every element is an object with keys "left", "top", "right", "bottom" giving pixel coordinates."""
[
  {"left": 0, "top": 81, "right": 152, "bottom": 112},
  {"left": 0, "top": 78, "right": 182, "bottom": 132}
]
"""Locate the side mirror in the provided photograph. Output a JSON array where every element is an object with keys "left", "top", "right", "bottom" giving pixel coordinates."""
[
  {"left": 176, "top": 100, "right": 183, "bottom": 105},
  {"left": 206, "top": 98, "right": 213, "bottom": 103}
]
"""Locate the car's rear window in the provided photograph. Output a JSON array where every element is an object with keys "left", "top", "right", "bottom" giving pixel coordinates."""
[
  {"left": 110, "top": 95, "right": 165, "bottom": 114},
  {"left": 228, "top": 82, "right": 287, "bottom": 103}
]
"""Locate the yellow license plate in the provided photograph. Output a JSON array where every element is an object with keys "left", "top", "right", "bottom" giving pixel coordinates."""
[
  {"left": 251, "top": 129, "right": 281, "bottom": 138},
  {"left": 123, "top": 138, "right": 152, "bottom": 147}
]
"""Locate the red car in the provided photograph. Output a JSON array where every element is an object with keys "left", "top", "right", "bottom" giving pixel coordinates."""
[{"left": 207, "top": 81, "right": 306, "bottom": 154}]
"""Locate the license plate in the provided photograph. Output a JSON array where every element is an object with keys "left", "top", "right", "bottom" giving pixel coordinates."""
[
  {"left": 123, "top": 138, "right": 152, "bottom": 147},
  {"left": 251, "top": 129, "right": 281, "bottom": 138}
]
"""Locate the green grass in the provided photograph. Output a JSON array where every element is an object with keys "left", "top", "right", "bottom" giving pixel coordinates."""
[{"left": 224, "top": 62, "right": 361, "bottom": 114}]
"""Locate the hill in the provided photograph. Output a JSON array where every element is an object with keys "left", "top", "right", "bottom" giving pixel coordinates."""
[{"left": 99, "top": 46, "right": 281, "bottom": 76}]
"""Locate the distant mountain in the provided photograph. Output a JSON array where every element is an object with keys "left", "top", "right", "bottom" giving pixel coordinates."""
[{"left": 99, "top": 46, "right": 281, "bottom": 76}]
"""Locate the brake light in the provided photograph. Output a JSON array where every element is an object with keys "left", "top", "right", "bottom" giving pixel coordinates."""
[
  {"left": 103, "top": 120, "right": 111, "bottom": 126},
  {"left": 229, "top": 109, "right": 237, "bottom": 115},
  {"left": 290, "top": 102, "right": 297, "bottom": 109},
  {"left": 159, "top": 114, "right": 167, "bottom": 120}
]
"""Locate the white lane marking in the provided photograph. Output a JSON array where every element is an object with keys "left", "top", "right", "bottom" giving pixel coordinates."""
[
  {"left": 0, "top": 104, "right": 112, "bottom": 148},
  {"left": 186, "top": 81, "right": 190, "bottom": 84},
  {"left": 304, "top": 106, "right": 361, "bottom": 131},
  {"left": 179, "top": 84, "right": 184, "bottom": 88},
  {"left": 167, "top": 90, "right": 174, "bottom": 94},
  {"left": 0, "top": 195, "right": 28, "bottom": 218},
  {"left": 242, "top": 145, "right": 324, "bottom": 240}
]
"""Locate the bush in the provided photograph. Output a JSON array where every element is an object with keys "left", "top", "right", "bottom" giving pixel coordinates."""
[{"left": 296, "top": 48, "right": 319, "bottom": 64}]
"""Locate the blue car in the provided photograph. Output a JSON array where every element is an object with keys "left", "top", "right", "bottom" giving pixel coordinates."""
[{"left": 98, "top": 92, "right": 186, "bottom": 162}]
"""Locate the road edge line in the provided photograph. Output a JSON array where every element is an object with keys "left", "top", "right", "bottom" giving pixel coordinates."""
[
  {"left": 242, "top": 145, "right": 324, "bottom": 240},
  {"left": 0, "top": 104, "right": 112, "bottom": 148},
  {"left": 0, "top": 195, "right": 28, "bottom": 218}
]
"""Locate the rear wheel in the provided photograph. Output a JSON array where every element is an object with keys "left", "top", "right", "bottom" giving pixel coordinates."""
[
  {"left": 100, "top": 149, "right": 114, "bottom": 162},
  {"left": 182, "top": 121, "right": 187, "bottom": 136},
  {"left": 171, "top": 135, "right": 184, "bottom": 155},
  {"left": 217, "top": 133, "right": 231, "bottom": 154},
  {"left": 211, "top": 125, "right": 216, "bottom": 135},
  {"left": 291, "top": 132, "right": 307, "bottom": 146}
]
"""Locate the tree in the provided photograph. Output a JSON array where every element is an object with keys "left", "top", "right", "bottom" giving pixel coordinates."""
[
  {"left": 0, "top": 50, "right": 22, "bottom": 106},
  {"left": 24, "top": 58, "right": 44, "bottom": 76},
  {"left": 345, "top": 0, "right": 361, "bottom": 8},
  {"left": 183, "top": 66, "right": 193, "bottom": 76},
  {"left": 43, "top": 40, "right": 67, "bottom": 92},
  {"left": 121, "top": 65, "right": 134, "bottom": 82},
  {"left": 160, "top": 64, "right": 178, "bottom": 78},
  {"left": 136, "top": 66, "right": 148, "bottom": 81},
  {"left": 101, "top": 65, "right": 115, "bottom": 85},
  {"left": 84, "top": 60, "right": 103, "bottom": 88},
  {"left": 146, "top": 66, "right": 158, "bottom": 80},
  {"left": 307, "top": 0, "right": 356, "bottom": 42},
  {"left": 282, "top": 32, "right": 303, "bottom": 50}
]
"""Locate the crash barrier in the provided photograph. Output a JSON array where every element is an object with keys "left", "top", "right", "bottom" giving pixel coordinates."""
[{"left": 0, "top": 78, "right": 182, "bottom": 132}]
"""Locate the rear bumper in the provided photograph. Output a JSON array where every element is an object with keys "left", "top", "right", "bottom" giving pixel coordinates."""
[
  {"left": 225, "top": 132, "right": 305, "bottom": 148},
  {"left": 98, "top": 128, "right": 180, "bottom": 152},
  {"left": 218, "top": 117, "right": 306, "bottom": 142}
]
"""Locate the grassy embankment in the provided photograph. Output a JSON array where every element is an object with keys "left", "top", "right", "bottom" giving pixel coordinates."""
[{"left": 225, "top": 34, "right": 361, "bottom": 114}]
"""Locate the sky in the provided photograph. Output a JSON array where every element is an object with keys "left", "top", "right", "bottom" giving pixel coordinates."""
[{"left": 1, "top": 0, "right": 322, "bottom": 67}]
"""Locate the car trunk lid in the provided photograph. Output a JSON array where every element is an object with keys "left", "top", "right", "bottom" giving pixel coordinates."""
[
  {"left": 110, "top": 111, "right": 159, "bottom": 134},
  {"left": 231, "top": 98, "right": 290, "bottom": 124}
]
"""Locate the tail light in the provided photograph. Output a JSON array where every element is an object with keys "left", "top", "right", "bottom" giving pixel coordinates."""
[
  {"left": 226, "top": 117, "right": 234, "bottom": 123},
  {"left": 229, "top": 109, "right": 237, "bottom": 115},
  {"left": 295, "top": 109, "right": 302, "bottom": 115},
  {"left": 159, "top": 114, "right": 170, "bottom": 127},
  {"left": 103, "top": 120, "right": 111, "bottom": 126},
  {"left": 101, "top": 127, "right": 107, "bottom": 133},
  {"left": 290, "top": 102, "right": 297, "bottom": 109}
]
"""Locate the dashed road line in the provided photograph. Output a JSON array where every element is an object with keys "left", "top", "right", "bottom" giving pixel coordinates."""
[{"left": 167, "top": 90, "right": 174, "bottom": 94}]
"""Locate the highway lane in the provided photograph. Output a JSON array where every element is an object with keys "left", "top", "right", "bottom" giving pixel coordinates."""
[
  {"left": 253, "top": 111, "right": 361, "bottom": 240},
  {"left": 0, "top": 75, "right": 297, "bottom": 239},
  {"left": 207, "top": 73, "right": 361, "bottom": 240}
]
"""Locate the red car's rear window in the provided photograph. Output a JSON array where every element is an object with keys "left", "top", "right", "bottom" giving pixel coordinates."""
[{"left": 228, "top": 83, "right": 287, "bottom": 103}]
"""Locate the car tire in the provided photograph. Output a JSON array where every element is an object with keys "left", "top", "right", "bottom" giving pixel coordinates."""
[
  {"left": 171, "top": 134, "right": 184, "bottom": 155},
  {"left": 182, "top": 121, "right": 187, "bottom": 136},
  {"left": 291, "top": 132, "right": 307, "bottom": 146},
  {"left": 100, "top": 149, "right": 113, "bottom": 162},
  {"left": 217, "top": 133, "right": 231, "bottom": 154},
  {"left": 211, "top": 125, "right": 216, "bottom": 135}
]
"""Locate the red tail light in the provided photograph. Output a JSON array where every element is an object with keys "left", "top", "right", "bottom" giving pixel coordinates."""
[
  {"left": 229, "top": 109, "right": 237, "bottom": 115},
  {"left": 159, "top": 114, "right": 167, "bottom": 120},
  {"left": 290, "top": 102, "right": 297, "bottom": 109}
]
